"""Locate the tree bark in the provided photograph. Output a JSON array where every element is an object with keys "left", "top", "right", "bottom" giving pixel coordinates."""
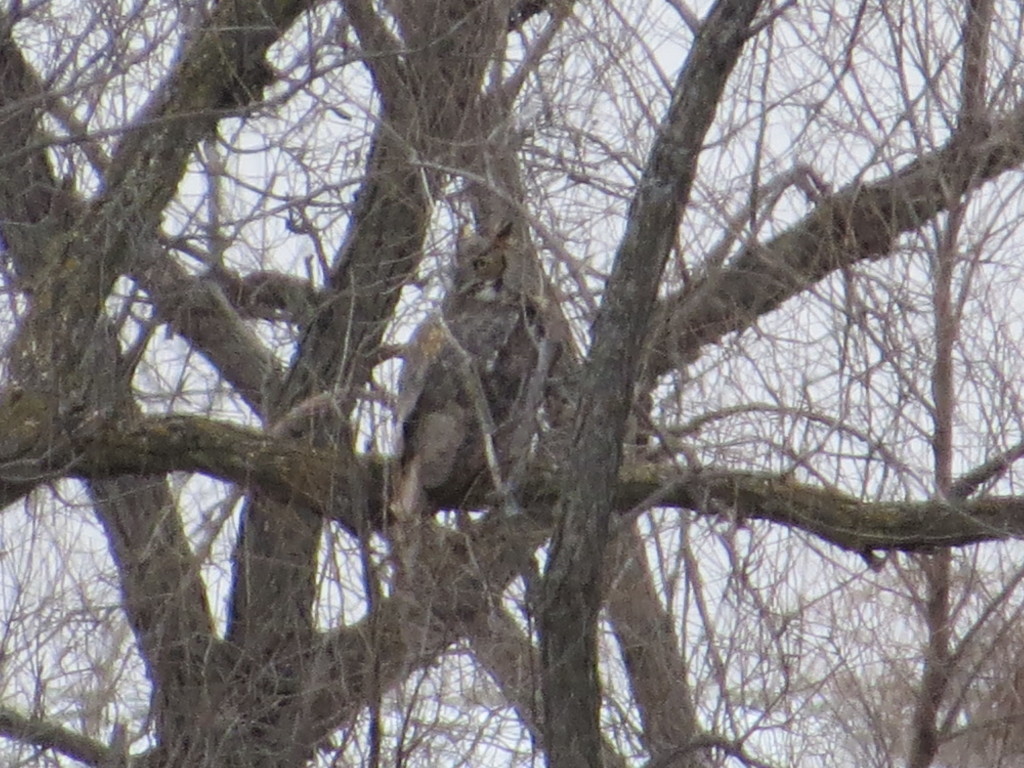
[{"left": 538, "top": 2, "right": 765, "bottom": 765}]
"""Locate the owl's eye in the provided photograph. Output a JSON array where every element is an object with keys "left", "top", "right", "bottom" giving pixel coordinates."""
[{"left": 473, "top": 256, "right": 487, "bottom": 270}]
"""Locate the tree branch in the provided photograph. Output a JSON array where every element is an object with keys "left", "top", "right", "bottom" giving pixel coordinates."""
[
  {"left": 949, "top": 438, "right": 1024, "bottom": 500},
  {"left": 540, "top": 1, "right": 766, "bottom": 765},
  {"left": 48, "top": 413, "right": 1024, "bottom": 559},
  {"left": 131, "top": 248, "right": 283, "bottom": 415},
  {"left": 340, "top": 0, "right": 407, "bottom": 108},
  {"left": 309, "top": 511, "right": 550, "bottom": 739},
  {"left": 0, "top": 707, "right": 110, "bottom": 768},
  {"left": 467, "top": 604, "right": 633, "bottom": 768},
  {"left": 648, "top": 98, "right": 1024, "bottom": 380},
  {"left": 606, "top": 526, "right": 702, "bottom": 765},
  {"left": 9, "top": 0, "right": 316, "bottom": 390},
  {"left": 0, "top": 13, "right": 72, "bottom": 280},
  {"left": 0, "top": 22, "right": 283, "bottom": 418}
]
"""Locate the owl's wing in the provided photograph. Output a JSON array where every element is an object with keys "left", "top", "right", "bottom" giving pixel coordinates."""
[
  {"left": 395, "top": 315, "right": 446, "bottom": 450},
  {"left": 395, "top": 314, "right": 473, "bottom": 517}
]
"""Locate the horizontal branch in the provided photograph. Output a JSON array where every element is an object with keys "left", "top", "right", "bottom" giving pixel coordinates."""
[
  {"left": 0, "top": 707, "right": 110, "bottom": 767},
  {"left": 610, "top": 468, "right": 1024, "bottom": 553},
  {"left": 33, "top": 414, "right": 1024, "bottom": 553},
  {"left": 67, "top": 415, "right": 373, "bottom": 533}
]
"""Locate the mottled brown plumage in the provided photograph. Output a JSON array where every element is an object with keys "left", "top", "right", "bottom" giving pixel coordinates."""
[{"left": 395, "top": 223, "right": 555, "bottom": 516}]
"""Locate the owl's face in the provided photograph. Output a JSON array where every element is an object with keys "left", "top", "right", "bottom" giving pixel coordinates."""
[{"left": 453, "top": 224, "right": 513, "bottom": 302}]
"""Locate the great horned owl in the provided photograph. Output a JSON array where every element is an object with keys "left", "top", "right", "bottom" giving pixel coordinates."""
[{"left": 394, "top": 223, "right": 555, "bottom": 517}]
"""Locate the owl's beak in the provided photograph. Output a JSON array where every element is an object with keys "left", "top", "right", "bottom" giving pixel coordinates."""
[{"left": 464, "top": 278, "right": 503, "bottom": 301}]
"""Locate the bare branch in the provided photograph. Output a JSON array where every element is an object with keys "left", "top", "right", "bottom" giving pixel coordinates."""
[
  {"left": 646, "top": 734, "right": 780, "bottom": 768},
  {"left": 950, "top": 439, "right": 1024, "bottom": 500},
  {"left": 340, "top": 0, "right": 407, "bottom": 106},
  {"left": 0, "top": 707, "right": 110, "bottom": 767},
  {"left": 467, "top": 604, "right": 633, "bottom": 768},
  {"left": 606, "top": 527, "right": 701, "bottom": 764},
  {"left": 0, "top": 17, "right": 73, "bottom": 277},
  {"left": 8, "top": 0, "right": 316, "bottom": 391},
  {"left": 28, "top": 414, "right": 1021, "bottom": 553},
  {"left": 540, "top": 2, "right": 767, "bottom": 764},
  {"left": 648, "top": 99, "right": 1024, "bottom": 380},
  {"left": 131, "top": 249, "right": 283, "bottom": 415}
]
